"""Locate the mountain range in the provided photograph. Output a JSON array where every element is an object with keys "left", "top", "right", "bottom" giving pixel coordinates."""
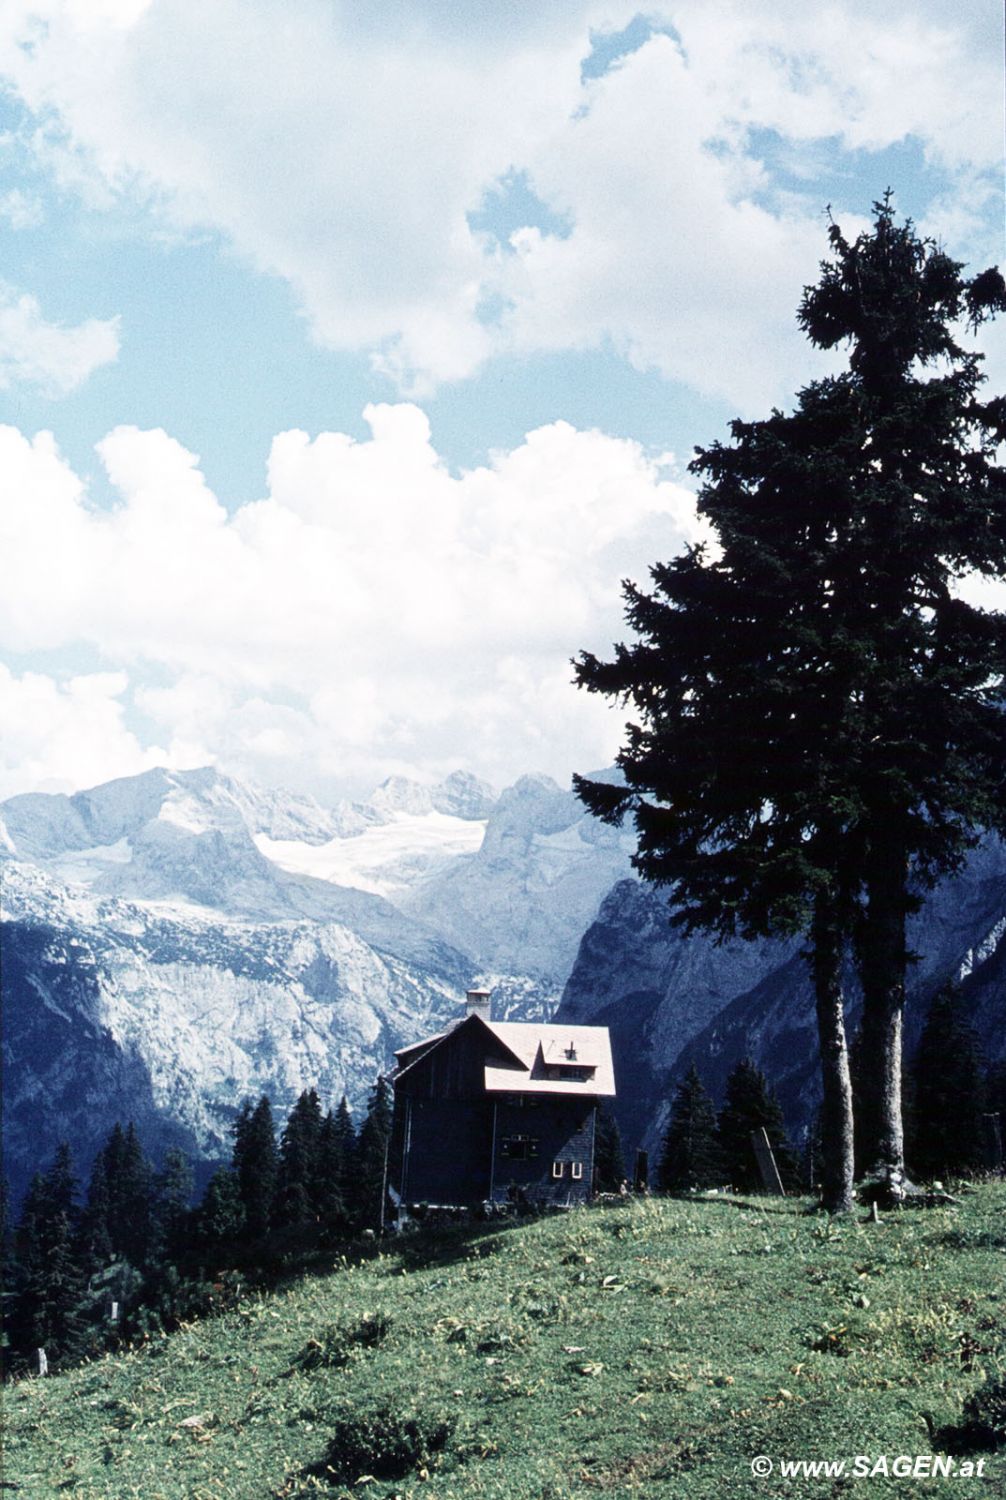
[
  {"left": 0, "top": 765, "right": 632, "bottom": 1199},
  {"left": 3, "top": 763, "right": 1004, "bottom": 1201}
]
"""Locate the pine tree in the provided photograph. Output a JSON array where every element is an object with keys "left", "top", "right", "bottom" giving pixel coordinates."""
[
  {"left": 717, "top": 1060, "right": 797, "bottom": 1194},
  {"left": 233, "top": 1096, "right": 277, "bottom": 1239},
  {"left": 331, "top": 1096, "right": 358, "bottom": 1220},
  {"left": 12, "top": 1145, "right": 85, "bottom": 1364},
  {"left": 593, "top": 1105, "right": 626, "bottom": 1191},
  {"left": 197, "top": 1168, "right": 245, "bottom": 1252},
  {"left": 76, "top": 1150, "right": 114, "bottom": 1273},
  {"left": 911, "top": 987, "right": 986, "bottom": 1181},
  {"left": 314, "top": 1110, "right": 347, "bottom": 1230},
  {"left": 355, "top": 1077, "right": 392, "bottom": 1229},
  {"left": 658, "top": 1066, "right": 724, "bottom": 1193},
  {"left": 102, "top": 1123, "right": 155, "bottom": 1267},
  {"left": 274, "top": 1089, "right": 323, "bottom": 1229},
  {"left": 153, "top": 1148, "right": 194, "bottom": 1269},
  {"left": 575, "top": 196, "right": 1006, "bottom": 1207}
]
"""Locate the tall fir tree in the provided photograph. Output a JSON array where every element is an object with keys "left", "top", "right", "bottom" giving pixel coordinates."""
[
  {"left": 574, "top": 197, "right": 1006, "bottom": 1209},
  {"left": 659, "top": 1066, "right": 724, "bottom": 1193},
  {"left": 102, "top": 1123, "right": 154, "bottom": 1267},
  {"left": 153, "top": 1148, "right": 195, "bottom": 1269},
  {"left": 274, "top": 1089, "right": 323, "bottom": 1229},
  {"left": 12, "top": 1145, "right": 85, "bottom": 1364},
  {"left": 314, "top": 1110, "right": 347, "bottom": 1230},
  {"left": 233, "top": 1096, "right": 278, "bottom": 1239},
  {"left": 76, "top": 1150, "right": 114, "bottom": 1274},
  {"left": 355, "top": 1077, "right": 392, "bottom": 1229},
  {"left": 331, "top": 1096, "right": 358, "bottom": 1219},
  {"left": 717, "top": 1060, "right": 797, "bottom": 1194},
  {"left": 911, "top": 987, "right": 986, "bottom": 1181},
  {"left": 197, "top": 1168, "right": 245, "bottom": 1253}
]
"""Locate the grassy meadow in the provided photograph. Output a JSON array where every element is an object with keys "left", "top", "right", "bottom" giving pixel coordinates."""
[{"left": 4, "top": 1185, "right": 1005, "bottom": 1499}]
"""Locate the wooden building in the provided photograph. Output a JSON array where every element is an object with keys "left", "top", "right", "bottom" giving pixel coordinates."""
[{"left": 387, "top": 988, "right": 616, "bottom": 1215}]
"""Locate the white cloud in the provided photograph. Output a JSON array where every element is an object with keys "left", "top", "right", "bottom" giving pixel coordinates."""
[
  {"left": 0, "top": 284, "right": 120, "bottom": 395},
  {"left": 0, "top": 189, "right": 44, "bottom": 229},
  {"left": 0, "top": 0, "right": 999, "bottom": 404},
  {"left": 0, "top": 666, "right": 166, "bottom": 799},
  {"left": 0, "top": 411, "right": 702, "bottom": 795}
]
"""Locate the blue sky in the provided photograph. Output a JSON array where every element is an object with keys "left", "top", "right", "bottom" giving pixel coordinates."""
[{"left": 1, "top": 0, "right": 1004, "bottom": 802}]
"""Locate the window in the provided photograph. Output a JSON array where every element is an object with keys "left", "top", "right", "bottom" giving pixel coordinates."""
[
  {"left": 500, "top": 1135, "right": 539, "bottom": 1160},
  {"left": 552, "top": 1160, "right": 565, "bottom": 1179},
  {"left": 571, "top": 1161, "right": 583, "bottom": 1181}
]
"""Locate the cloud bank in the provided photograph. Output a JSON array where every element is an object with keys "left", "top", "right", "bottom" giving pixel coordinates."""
[
  {"left": 1, "top": 0, "right": 1000, "bottom": 406},
  {"left": 0, "top": 410, "right": 701, "bottom": 796}
]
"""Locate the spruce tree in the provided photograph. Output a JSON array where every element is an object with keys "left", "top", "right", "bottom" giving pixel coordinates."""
[
  {"left": 197, "top": 1168, "right": 245, "bottom": 1253},
  {"left": 717, "top": 1060, "right": 797, "bottom": 1194},
  {"left": 102, "top": 1123, "right": 154, "bottom": 1267},
  {"left": 355, "top": 1077, "right": 392, "bottom": 1229},
  {"left": 659, "top": 1066, "right": 724, "bottom": 1193},
  {"left": 274, "top": 1089, "right": 323, "bottom": 1229},
  {"left": 575, "top": 196, "right": 1006, "bottom": 1207},
  {"left": 76, "top": 1150, "right": 114, "bottom": 1274},
  {"left": 593, "top": 1105, "right": 626, "bottom": 1191},
  {"left": 153, "top": 1148, "right": 194, "bottom": 1269},
  {"left": 12, "top": 1145, "right": 85, "bottom": 1364},
  {"left": 911, "top": 987, "right": 986, "bottom": 1181},
  {"left": 332, "top": 1096, "right": 358, "bottom": 1219},
  {"left": 233, "top": 1097, "right": 277, "bottom": 1239}
]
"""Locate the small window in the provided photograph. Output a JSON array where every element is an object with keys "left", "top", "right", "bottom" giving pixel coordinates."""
[
  {"left": 552, "top": 1161, "right": 565, "bottom": 1179},
  {"left": 571, "top": 1161, "right": 583, "bottom": 1181}
]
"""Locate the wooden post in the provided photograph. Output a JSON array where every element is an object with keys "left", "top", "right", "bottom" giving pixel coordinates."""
[
  {"left": 981, "top": 1113, "right": 1004, "bottom": 1175},
  {"left": 34, "top": 1348, "right": 48, "bottom": 1377},
  {"left": 750, "top": 1128, "right": 785, "bottom": 1195}
]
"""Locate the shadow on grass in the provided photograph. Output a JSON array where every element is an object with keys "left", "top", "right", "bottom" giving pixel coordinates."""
[{"left": 666, "top": 1193, "right": 807, "bottom": 1217}]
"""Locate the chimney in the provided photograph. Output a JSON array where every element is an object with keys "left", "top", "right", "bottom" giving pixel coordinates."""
[{"left": 465, "top": 987, "right": 492, "bottom": 1022}]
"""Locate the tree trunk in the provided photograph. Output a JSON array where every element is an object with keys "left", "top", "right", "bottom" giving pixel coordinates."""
[
  {"left": 857, "top": 831, "right": 910, "bottom": 1197},
  {"left": 811, "top": 898, "right": 855, "bottom": 1214}
]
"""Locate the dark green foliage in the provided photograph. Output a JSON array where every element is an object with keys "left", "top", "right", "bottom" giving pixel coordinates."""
[
  {"left": 658, "top": 1066, "right": 724, "bottom": 1193},
  {"left": 355, "top": 1076, "right": 392, "bottom": 1228},
  {"left": 911, "top": 987, "right": 987, "bottom": 1181},
  {"left": 153, "top": 1148, "right": 194, "bottom": 1268},
  {"left": 197, "top": 1168, "right": 245, "bottom": 1251},
  {"left": 293, "top": 1312, "right": 391, "bottom": 1371},
  {"left": 11, "top": 1145, "right": 85, "bottom": 1364},
  {"left": 314, "top": 1109, "right": 348, "bottom": 1230},
  {"left": 717, "top": 1059, "right": 798, "bottom": 1194},
  {"left": 593, "top": 1104, "right": 626, "bottom": 1191},
  {"left": 575, "top": 195, "right": 1006, "bottom": 1192},
  {"left": 76, "top": 1150, "right": 114, "bottom": 1273},
  {"left": 233, "top": 1095, "right": 277, "bottom": 1239},
  {"left": 961, "top": 1377, "right": 1006, "bottom": 1449},
  {"left": 315, "top": 1397, "right": 455, "bottom": 1483},
  {"left": 102, "top": 1122, "right": 155, "bottom": 1266},
  {"left": 274, "top": 1088, "right": 323, "bottom": 1229}
]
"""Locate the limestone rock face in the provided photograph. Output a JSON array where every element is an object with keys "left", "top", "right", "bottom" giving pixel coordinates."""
[{"left": 557, "top": 840, "right": 1006, "bottom": 1156}]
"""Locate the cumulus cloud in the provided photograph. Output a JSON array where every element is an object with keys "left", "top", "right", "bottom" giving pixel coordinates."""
[
  {"left": 0, "top": 412, "right": 701, "bottom": 794},
  {"left": 0, "top": 284, "right": 120, "bottom": 395},
  {"left": 0, "top": 0, "right": 999, "bottom": 403},
  {"left": 0, "top": 666, "right": 167, "bottom": 799}
]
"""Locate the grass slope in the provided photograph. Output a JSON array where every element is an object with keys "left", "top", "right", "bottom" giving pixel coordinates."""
[{"left": 5, "top": 1187, "right": 1005, "bottom": 1499}]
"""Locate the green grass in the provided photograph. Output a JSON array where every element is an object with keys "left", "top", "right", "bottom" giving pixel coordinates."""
[{"left": 5, "top": 1186, "right": 1006, "bottom": 1499}]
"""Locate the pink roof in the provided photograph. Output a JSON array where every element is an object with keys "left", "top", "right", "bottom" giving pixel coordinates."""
[{"left": 393, "top": 1015, "right": 615, "bottom": 1096}]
